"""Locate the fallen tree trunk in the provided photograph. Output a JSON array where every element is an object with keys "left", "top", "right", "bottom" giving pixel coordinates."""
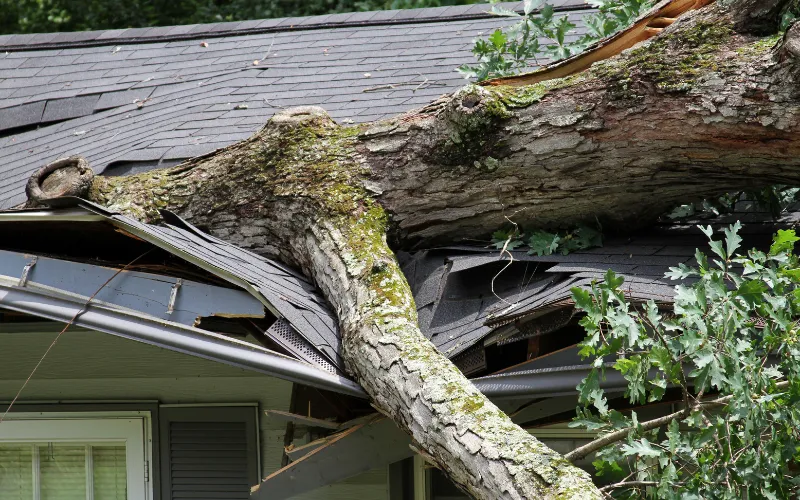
[{"left": 64, "top": 1, "right": 800, "bottom": 497}]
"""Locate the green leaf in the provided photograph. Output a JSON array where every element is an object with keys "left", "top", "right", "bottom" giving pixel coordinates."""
[
  {"left": 528, "top": 231, "right": 560, "bottom": 256},
  {"left": 724, "top": 221, "right": 743, "bottom": 257},
  {"left": 708, "top": 239, "right": 726, "bottom": 262},
  {"left": 698, "top": 225, "right": 713, "bottom": 239},
  {"left": 665, "top": 262, "right": 696, "bottom": 280},
  {"left": 577, "top": 369, "right": 608, "bottom": 415},
  {"left": 573, "top": 225, "right": 603, "bottom": 250},
  {"left": 571, "top": 287, "right": 594, "bottom": 312},
  {"left": 592, "top": 459, "right": 624, "bottom": 478},
  {"left": 603, "top": 269, "right": 624, "bottom": 289},
  {"left": 736, "top": 279, "right": 767, "bottom": 306},
  {"left": 488, "top": 29, "right": 507, "bottom": 49},
  {"left": 621, "top": 438, "right": 662, "bottom": 458},
  {"left": 770, "top": 229, "right": 800, "bottom": 256},
  {"left": 522, "top": 0, "right": 544, "bottom": 15}
]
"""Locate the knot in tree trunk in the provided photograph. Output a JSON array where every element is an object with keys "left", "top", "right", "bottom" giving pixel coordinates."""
[
  {"left": 425, "top": 85, "right": 511, "bottom": 167},
  {"left": 267, "top": 105, "right": 337, "bottom": 133}
]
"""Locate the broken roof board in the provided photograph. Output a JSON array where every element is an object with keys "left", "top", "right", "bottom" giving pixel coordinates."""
[
  {"left": 0, "top": 200, "right": 344, "bottom": 373},
  {"left": 0, "top": 247, "right": 265, "bottom": 326},
  {"left": 402, "top": 207, "right": 800, "bottom": 360},
  {"left": 0, "top": 1, "right": 595, "bottom": 209}
]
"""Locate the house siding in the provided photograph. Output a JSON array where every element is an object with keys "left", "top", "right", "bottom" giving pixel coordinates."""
[{"left": 0, "top": 326, "right": 387, "bottom": 500}]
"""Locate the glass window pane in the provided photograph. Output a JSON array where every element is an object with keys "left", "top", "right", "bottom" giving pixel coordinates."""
[
  {"left": 93, "top": 446, "right": 127, "bottom": 500},
  {"left": 0, "top": 445, "right": 33, "bottom": 500},
  {"left": 39, "top": 445, "right": 86, "bottom": 500}
]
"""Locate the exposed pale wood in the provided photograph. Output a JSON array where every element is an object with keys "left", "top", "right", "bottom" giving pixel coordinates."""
[
  {"left": 484, "top": 0, "right": 711, "bottom": 88},
  {"left": 253, "top": 416, "right": 413, "bottom": 500},
  {"left": 286, "top": 438, "right": 331, "bottom": 461},
  {"left": 650, "top": 16, "right": 678, "bottom": 27},
  {"left": 265, "top": 409, "right": 340, "bottom": 430}
]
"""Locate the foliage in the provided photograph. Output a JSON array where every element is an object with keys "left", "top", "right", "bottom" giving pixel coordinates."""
[
  {"left": 491, "top": 224, "right": 602, "bottom": 256},
  {"left": 570, "top": 223, "right": 800, "bottom": 498},
  {"left": 459, "top": 0, "right": 653, "bottom": 80},
  {"left": 0, "top": 0, "right": 478, "bottom": 34},
  {"left": 666, "top": 186, "right": 800, "bottom": 221}
]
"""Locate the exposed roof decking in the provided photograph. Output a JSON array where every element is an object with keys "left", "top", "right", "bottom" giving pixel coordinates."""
[{"left": 0, "top": 1, "right": 595, "bottom": 209}]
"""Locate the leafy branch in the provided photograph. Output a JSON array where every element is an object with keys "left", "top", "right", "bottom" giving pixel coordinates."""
[
  {"left": 459, "top": 0, "right": 654, "bottom": 81},
  {"left": 569, "top": 224, "right": 800, "bottom": 498}
]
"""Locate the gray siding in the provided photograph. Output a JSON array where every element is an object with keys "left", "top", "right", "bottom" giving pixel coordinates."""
[{"left": 0, "top": 325, "right": 387, "bottom": 499}]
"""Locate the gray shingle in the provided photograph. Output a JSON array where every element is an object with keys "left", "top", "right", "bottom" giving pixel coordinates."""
[
  {"left": 0, "top": 101, "right": 46, "bottom": 132},
  {"left": 94, "top": 88, "right": 155, "bottom": 110},
  {"left": 42, "top": 95, "right": 101, "bottom": 122}
]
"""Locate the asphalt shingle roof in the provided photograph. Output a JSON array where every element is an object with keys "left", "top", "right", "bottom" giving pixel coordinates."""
[{"left": 0, "top": 1, "right": 593, "bottom": 209}]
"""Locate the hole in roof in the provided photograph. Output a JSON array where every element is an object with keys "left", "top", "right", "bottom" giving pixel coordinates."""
[{"left": 0, "top": 123, "right": 42, "bottom": 139}]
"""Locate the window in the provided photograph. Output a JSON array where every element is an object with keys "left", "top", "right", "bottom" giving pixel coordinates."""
[{"left": 0, "top": 417, "right": 148, "bottom": 500}]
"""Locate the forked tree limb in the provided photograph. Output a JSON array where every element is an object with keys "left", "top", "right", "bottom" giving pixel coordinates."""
[
  {"left": 27, "top": 0, "right": 800, "bottom": 498},
  {"left": 564, "top": 380, "right": 790, "bottom": 463}
]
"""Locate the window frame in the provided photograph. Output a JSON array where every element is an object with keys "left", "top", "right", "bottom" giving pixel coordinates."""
[{"left": 0, "top": 411, "right": 153, "bottom": 500}]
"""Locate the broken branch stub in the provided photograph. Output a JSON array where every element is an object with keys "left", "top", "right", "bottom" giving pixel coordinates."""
[
  {"left": 782, "top": 21, "right": 800, "bottom": 60},
  {"left": 26, "top": 156, "right": 95, "bottom": 206}
]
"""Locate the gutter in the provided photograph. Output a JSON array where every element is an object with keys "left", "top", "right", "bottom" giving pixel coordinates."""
[
  {"left": 0, "top": 282, "right": 367, "bottom": 398},
  {"left": 473, "top": 363, "right": 626, "bottom": 399}
]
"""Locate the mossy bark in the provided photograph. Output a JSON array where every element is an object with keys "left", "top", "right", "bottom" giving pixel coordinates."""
[{"left": 84, "top": 2, "right": 800, "bottom": 498}]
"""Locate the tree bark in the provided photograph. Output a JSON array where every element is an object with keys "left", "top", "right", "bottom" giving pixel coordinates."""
[{"left": 70, "top": 1, "right": 800, "bottom": 498}]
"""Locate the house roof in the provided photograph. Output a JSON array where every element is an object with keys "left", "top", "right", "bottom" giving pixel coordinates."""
[
  {"left": 4, "top": 1, "right": 789, "bottom": 397},
  {"left": 0, "top": 1, "right": 594, "bottom": 209}
]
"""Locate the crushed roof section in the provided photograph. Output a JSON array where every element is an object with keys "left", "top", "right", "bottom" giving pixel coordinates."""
[
  {"left": 61, "top": 200, "right": 345, "bottom": 373},
  {"left": 0, "top": 1, "right": 595, "bottom": 209},
  {"left": 401, "top": 204, "right": 800, "bottom": 359}
]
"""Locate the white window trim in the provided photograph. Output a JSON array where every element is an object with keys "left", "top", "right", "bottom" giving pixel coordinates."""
[{"left": 0, "top": 412, "right": 152, "bottom": 500}]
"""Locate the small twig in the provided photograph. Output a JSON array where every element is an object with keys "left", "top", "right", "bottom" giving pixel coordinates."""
[
  {"left": 490, "top": 209, "right": 527, "bottom": 314},
  {"left": 362, "top": 76, "right": 446, "bottom": 93},
  {"left": 0, "top": 251, "right": 151, "bottom": 423},
  {"left": 600, "top": 481, "right": 659, "bottom": 493},
  {"left": 263, "top": 98, "right": 287, "bottom": 109}
]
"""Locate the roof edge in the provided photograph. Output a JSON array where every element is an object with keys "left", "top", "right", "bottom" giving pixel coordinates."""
[{"left": 0, "top": 1, "right": 589, "bottom": 52}]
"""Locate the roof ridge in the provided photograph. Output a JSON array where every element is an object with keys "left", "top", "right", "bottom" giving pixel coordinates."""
[{"left": 0, "top": 0, "right": 587, "bottom": 52}]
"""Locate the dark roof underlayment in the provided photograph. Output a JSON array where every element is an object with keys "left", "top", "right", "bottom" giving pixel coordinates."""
[{"left": 0, "top": 1, "right": 593, "bottom": 210}]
